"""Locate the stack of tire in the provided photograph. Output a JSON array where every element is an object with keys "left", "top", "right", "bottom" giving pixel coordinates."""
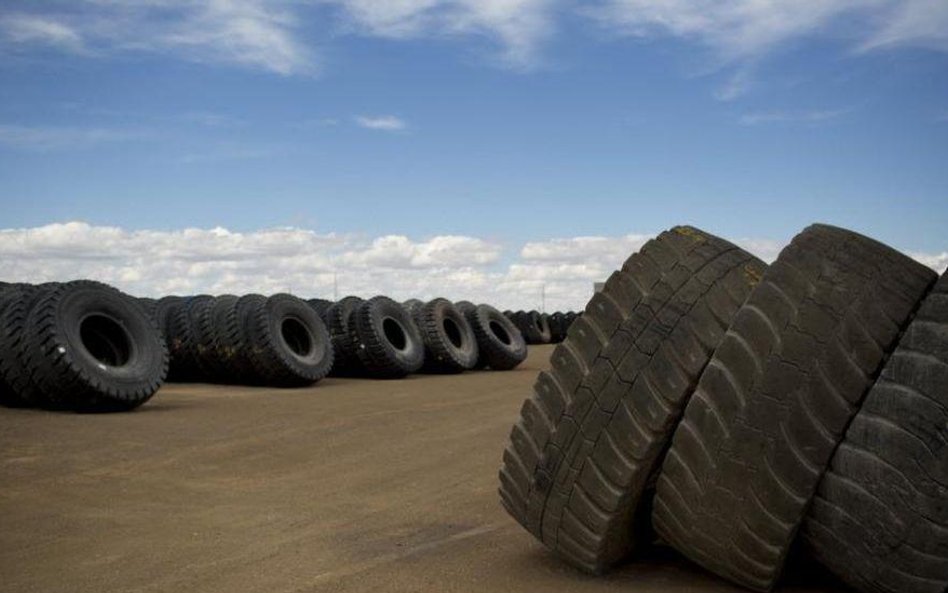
[
  {"left": 499, "top": 224, "right": 947, "bottom": 593},
  {"left": 0, "top": 280, "right": 168, "bottom": 412},
  {"left": 315, "top": 296, "right": 527, "bottom": 377},
  {"left": 145, "top": 293, "right": 334, "bottom": 386}
]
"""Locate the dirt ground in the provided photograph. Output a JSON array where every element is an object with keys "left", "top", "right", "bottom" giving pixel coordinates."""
[{"left": 0, "top": 345, "right": 845, "bottom": 593}]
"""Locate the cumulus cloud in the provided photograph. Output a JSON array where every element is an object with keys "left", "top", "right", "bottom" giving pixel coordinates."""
[
  {"left": 354, "top": 115, "right": 408, "bottom": 131},
  {"left": 0, "top": 222, "right": 943, "bottom": 311}
]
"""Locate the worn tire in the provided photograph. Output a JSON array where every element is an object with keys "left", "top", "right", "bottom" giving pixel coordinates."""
[
  {"left": 307, "top": 298, "right": 333, "bottom": 319},
  {"left": 22, "top": 280, "right": 168, "bottom": 411},
  {"left": 499, "top": 226, "right": 766, "bottom": 573},
  {"left": 325, "top": 296, "right": 364, "bottom": 376},
  {"left": 349, "top": 296, "right": 424, "bottom": 378},
  {"left": 651, "top": 224, "right": 937, "bottom": 591},
  {"left": 466, "top": 304, "right": 526, "bottom": 370},
  {"left": 413, "top": 298, "right": 479, "bottom": 373},
  {"left": 402, "top": 299, "right": 425, "bottom": 316},
  {"left": 242, "top": 293, "right": 334, "bottom": 386},
  {"left": 802, "top": 271, "right": 948, "bottom": 593},
  {"left": 157, "top": 296, "right": 201, "bottom": 381}
]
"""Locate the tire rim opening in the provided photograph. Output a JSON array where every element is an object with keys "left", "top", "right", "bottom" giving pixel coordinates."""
[
  {"left": 383, "top": 317, "right": 408, "bottom": 351},
  {"left": 489, "top": 320, "right": 512, "bottom": 346},
  {"left": 80, "top": 314, "right": 133, "bottom": 367},
  {"left": 443, "top": 317, "right": 464, "bottom": 348},
  {"left": 281, "top": 317, "right": 314, "bottom": 357}
]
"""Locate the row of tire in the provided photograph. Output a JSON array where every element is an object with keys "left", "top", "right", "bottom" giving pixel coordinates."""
[
  {"left": 503, "top": 310, "right": 581, "bottom": 344},
  {"left": 152, "top": 294, "right": 529, "bottom": 384},
  {"left": 0, "top": 280, "right": 534, "bottom": 412},
  {"left": 499, "top": 224, "right": 947, "bottom": 593}
]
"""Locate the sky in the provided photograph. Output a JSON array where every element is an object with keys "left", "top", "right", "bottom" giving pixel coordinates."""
[{"left": 0, "top": 0, "right": 946, "bottom": 310}]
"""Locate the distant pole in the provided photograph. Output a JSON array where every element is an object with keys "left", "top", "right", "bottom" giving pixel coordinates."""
[
  {"left": 541, "top": 284, "right": 546, "bottom": 313},
  {"left": 333, "top": 271, "right": 338, "bottom": 301}
]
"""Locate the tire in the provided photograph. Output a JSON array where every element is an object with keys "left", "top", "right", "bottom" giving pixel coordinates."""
[
  {"left": 183, "top": 295, "right": 215, "bottom": 380},
  {"left": 549, "top": 312, "right": 566, "bottom": 343},
  {"left": 651, "top": 224, "right": 937, "bottom": 591},
  {"left": 156, "top": 296, "right": 200, "bottom": 381},
  {"left": 802, "top": 271, "right": 948, "bottom": 593},
  {"left": 498, "top": 226, "right": 766, "bottom": 574},
  {"left": 242, "top": 293, "right": 334, "bottom": 386},
  {"left": 455, "top": 301, "right": 477, "bottom": 316},
  {"left": 413, "top": 298, "right": 479, "bottom": 373},
  {"left": 349, "top": 296, "right": 425, "bottom": 378},
  {"left": 465, "top": 304, "right": 527, "bottom": 371},
  {"left": 325, "top": 296, "right": 364, "bottom": 376},
  {"left": 0, "top": 283, "right": 59, "bottom": 407},
  {"left": 402, "top": 299, "right": 425, "bottom": 316},
  {"left": 307, "top": 298, "right": 333, "bottom": 319},
  {"left": 208, "top": 294, "right": 254, "bottom": 383},
  {"left": 22, "top": 280, "right": 168, "bottom": 411}
]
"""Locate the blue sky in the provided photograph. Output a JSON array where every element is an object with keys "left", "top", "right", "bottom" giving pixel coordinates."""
[{"left": 0, "top": 1, "right": 946, "bottom": 307}]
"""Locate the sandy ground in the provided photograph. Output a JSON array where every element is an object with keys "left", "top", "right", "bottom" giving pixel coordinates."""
[{"left": 0, "top": 345, "right": 845, "bottom": 593}]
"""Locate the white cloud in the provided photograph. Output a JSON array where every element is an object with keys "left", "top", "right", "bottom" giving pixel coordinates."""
[
  {"left": 0, "top": 14, "right": 86, "bottom": 53},
  {"left": 328, "top": 0, "right": 555, "bottom": 68},
  {"left": 909, "top": 251, "right": 948, "bottom": 273},
  {"left": 0, "top": 124, "right": 146, "bottom": 151},
  {"left": 0, "top": 2, "right": 315, "bottom": 76},
  {"left": 738, "top": 108, "right": 849, "bottom": 126},
  {"left": 588, "top": 1, "right": 948, "bottom": 60},
  {"left": 1, "top": 222, "right": 943, "bottom": 311},
  {"left": 355, "top": 115, "right": 408, "bottom": 131}
]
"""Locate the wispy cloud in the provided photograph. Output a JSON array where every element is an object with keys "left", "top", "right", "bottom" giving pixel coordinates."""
[
  {"left": 0, "top": 14, "right": 86, "bottom": 53},
  {"left": 0, "top": 124, "right": 146, "bottom": 151},
  {"left": 0, "top": 2, "right": 315, "bottom": 76},
  {"left": 320, "top": 0, "right": 556, "bottom": 69},
  {"left": 355, "top": 115, "right": 408, "bottom": 131},
  {"left": 739, "top": 108, "right": 849, "bottom": 126}
]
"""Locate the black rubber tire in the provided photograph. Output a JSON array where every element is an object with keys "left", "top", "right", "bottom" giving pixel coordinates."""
[
  {"left": 349, "top": 296, "right": 425, "bottom": 378},
  {"left": 241, "top": 293, "right": 334, "bottom": 386},
  {"left": 183, "top": 295, "right": 215, "bottom": 380},
  {"left": 22, "top": 280, "right": 168, "bottom": 411},
  {"left": 455, "top": 301, "right": 477, "bottom": 316},
  {"left": 0, "top": 286, "right": 39, "bottom": 407},
  {"left": 549, "top": 312, "right": 566, "bottom": 343},
  {"left": 802, "top": 271, "right": 948, "bottom": 593},
  {"left": 498, "top": 226, "right": 766, "bottom": 574},
  {"left": 325, "top": 296, "right": 364, "bottom": 376},
  {"left": 207, "top": 294, "right": 254, "bottom": 383},
  {"left": 137, "top": 297, "right": 158, "bottom": 319},
  {"left": 413, "top": 298, "right": 479, "bottom": 373},
  {"left": 156, "top": 296, "right": 200, "bottom": 381},
  {"left": 402, "top": 299, "right": 425, "bottom": 316},
  {"left": 466, "top": 304, "right": 526, "bottom": 371},
  {"left": 307, "top": 298, "right": 333, "bottom": 319},
  {"left": 0, "top": 283, "right": 59, "bottom": 407},
  {"left": 651, "top": 224, "right": 937, "bottom": 591}
]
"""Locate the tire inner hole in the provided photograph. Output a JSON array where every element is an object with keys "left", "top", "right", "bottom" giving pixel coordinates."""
[
  {"left": 443, "top": 317, "right": 463, "bottom": 348},
  {"left": 489, "top": 320, "right": 512, "bottom": 346},
  {"left": 282, "top": 317, "right": 314, "bottom": 357},
  {"left": 80, "top": 314, "right": 132, "bottom": 367},
  {"left": 383, "top": 317, "right": 408, "bottom": 351}
]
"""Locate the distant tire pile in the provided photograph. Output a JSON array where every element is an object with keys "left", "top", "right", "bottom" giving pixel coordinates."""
[
  {"left": 504, "top": 310, "right": 580, "bottom": 344},
  {"left": 499, "top": 224, "right": 947, "bottom": 593},
  {"left": 0, "top": 280, "right": 168, "bottom": 412}
]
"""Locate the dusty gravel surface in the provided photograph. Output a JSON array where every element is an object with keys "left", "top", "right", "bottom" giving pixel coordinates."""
[{"left": 0, "top": 345, "right": 844, "bottom": 593}]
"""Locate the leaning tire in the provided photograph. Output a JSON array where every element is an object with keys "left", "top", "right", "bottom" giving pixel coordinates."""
[
  {"left": 242, "top": 293, "right": 334, "bottom": 386},
  {"left": 499, "top": 226, "right": 765, "bottom": 574},
  {"left": 413, "top": 298, "right": 479, "bottom": 373},
  {"left": 651, "top": 224, "right": 936, "bottom": 591},
  {"left": 349, "top": 296, "right": 424, "bottom": 378},
  {"left": 0, "top": 283, "right": 60, "bottom": 407},
  {"left": 465, "top": 304, "right": 526, "bottom": 371},
  {"left": 22, "top": 280, "right": 168, "bottom": 411},
  {"left": 325, "top": 296, "right": 364, "bottom": 376},
  {"left": 802, "top": 270, "right": 948, "bottom": 593}
]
